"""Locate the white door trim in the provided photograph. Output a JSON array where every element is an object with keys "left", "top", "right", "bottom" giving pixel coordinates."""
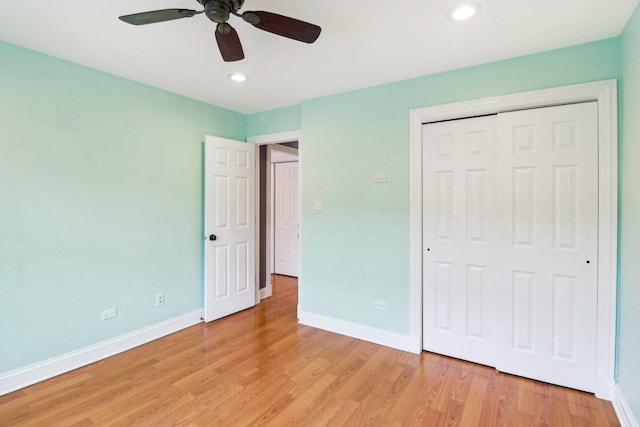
[
  {"left": 408, "top": 80, "right": 618, "bottom": 399},
  {"left": 247, "top": 131, "right": 302, "bottom": 300},
  {"left": 248, "top": 130, "right": 302, "bottom": 145}
]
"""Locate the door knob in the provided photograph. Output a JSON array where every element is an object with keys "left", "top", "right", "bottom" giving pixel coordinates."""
[{"left": 209, "top": 234, "right": 217, "bottom": 241}]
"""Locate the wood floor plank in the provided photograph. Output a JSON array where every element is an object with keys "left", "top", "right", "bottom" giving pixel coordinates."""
[
  {"left": 458, "top": 375, "right": 488, "bottom": 426},
  {"left": 0, "top": 275, "right": 620, "bottom": 426}
]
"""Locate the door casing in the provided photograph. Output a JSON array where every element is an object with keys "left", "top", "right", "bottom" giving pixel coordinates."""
[{"left": 409, "top": 80, "right": 618, "bottom": 399}]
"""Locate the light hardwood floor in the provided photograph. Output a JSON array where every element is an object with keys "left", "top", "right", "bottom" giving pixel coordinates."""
[{"left": 0, "top": 275, "right": 620, "bottom": 426}]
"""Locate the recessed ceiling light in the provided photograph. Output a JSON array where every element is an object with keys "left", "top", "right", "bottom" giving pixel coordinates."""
[
  {"left": 229, "top": 73, "right": 248, "bottom": 82},
  {"left": 450, "top": 3, "right": 481, "bottom": 21}
]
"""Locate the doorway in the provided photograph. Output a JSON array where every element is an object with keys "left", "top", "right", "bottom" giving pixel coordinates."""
[{"left": 248, "top": 131, "right": 301, "bottom": 300}]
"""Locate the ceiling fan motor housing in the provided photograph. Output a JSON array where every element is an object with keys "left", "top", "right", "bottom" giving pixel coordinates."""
[{"left": 199, "top": 0, "right": 245, "bottom": 23}]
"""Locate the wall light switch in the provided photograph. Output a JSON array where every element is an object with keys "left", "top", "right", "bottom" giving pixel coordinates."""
[
  {"left": 101, "top": 307, "right": 117, "bottom": 320},
  {"left": 374, "top": 174, "right": 388, "bottom": 183},
  {"left": 313, "top": 201, "right": 324, "bottom": 214},
  {"left": 373, "top": 300, "right": 387, "bottom": 311}
]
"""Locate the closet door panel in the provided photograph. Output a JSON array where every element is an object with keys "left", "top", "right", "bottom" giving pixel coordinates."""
[
  {"left": 495, "top": 102, "right": 599, "bottom": 392},
  {"left": 423, "top": 115, "right": 498, "bottom": 367}
]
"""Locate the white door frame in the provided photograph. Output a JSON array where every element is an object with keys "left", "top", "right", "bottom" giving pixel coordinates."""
[
  {"left": 408, "top": 80, "right": 618, "bottom": 399},
  {"left": 247, "top": 130, "right": 301, "bottom": 300}
]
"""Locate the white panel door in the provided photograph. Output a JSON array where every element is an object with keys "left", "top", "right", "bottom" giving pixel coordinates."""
[
  {"left": 204, "top": 136, "right": 256, "bottom": 322},
  {"left": 274, "top": 162, "right": 299, "bottom": 277},
  {"left": 495, "top": 102, "right": 598, "bottom": 392},
  {"left": 423, "top": 115, "right": 498, "bottom": 367}
]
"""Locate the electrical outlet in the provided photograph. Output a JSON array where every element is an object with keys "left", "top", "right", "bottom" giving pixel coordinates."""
[
  {"left": 373, "top": 300, "right": 387, "bottom": 311},
  {"left": 156, "top": 292, "right": 165, "bottom": 307},
  {"left": 374, "top": 174, "right": 388, "bottom": 183},
  {"left": 101, "top": 307, "right": 117, "bottom": 320}
]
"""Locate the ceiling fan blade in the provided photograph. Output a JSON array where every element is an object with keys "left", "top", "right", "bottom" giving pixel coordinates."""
[
  {"left": 119, "top": 9, "right": 202, "bottom": 26},
  {"left": 242, "top": 11, "right": 321, "bottom": 43},
  {"left": 216, "top": 24, "right": 245, "bottom": 62}
]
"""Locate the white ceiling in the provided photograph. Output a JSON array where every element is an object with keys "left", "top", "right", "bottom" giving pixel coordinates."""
[{"left": 1, "top": 0, "right": 637, "bottom": 114}]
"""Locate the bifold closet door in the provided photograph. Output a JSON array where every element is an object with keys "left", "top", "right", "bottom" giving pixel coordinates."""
[
  {"left": 423, "top": 115, "right": 498, "bottom": 367},
  {"left": 495, "top": 102, "right": 599, "bottom": 392}
]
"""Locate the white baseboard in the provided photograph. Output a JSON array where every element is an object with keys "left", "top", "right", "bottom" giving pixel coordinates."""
[
  {"left": 0, "top": 310, "right": 203, "bottom": 397},
  {"left": 595, "top": 376, "right": 615, "bottom": 401},
  {"left": 297, "top": 308, "right": 412, "bottom": 352},
  {"left": 613, "top": 384, "right": 640, "bottom": 427},
  {"left": 260, "top": 285, "right": 272, "bottom": 300}
]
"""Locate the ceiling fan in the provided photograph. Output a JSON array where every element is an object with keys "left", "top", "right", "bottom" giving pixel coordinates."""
[{"left": 119, "top": 0, "right": 321, "bottom": 62}]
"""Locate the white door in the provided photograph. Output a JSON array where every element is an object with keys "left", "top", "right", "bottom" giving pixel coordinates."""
[
  {"left": 423, "top": 115, "right": 498, "bottom": 367},
  {"left": 422, "top": 102, "right": 599, "bottom": 392},
  {"left": 495, "top": 102, "right": 598, "bottom": 391},
  {"left": 274, "top": 162, "right": 299, "bottom": 277},
  {"left": 204, "top": 136, "right": 256, "bottom": 322}
]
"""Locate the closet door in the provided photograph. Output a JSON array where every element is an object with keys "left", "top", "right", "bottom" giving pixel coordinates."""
[
  {"left": 423, "top": 115, "right": 498, "bottom": 367},
  {"left": 495, "top": 102, "right": 599, "bottom": 392}
]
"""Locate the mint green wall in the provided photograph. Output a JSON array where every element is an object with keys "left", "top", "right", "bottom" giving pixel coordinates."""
[
  {"left": 0, "top": 41, "right": 245, "bottom": 373},
  {"left": 619, "top": 2, "right": 640, "bottom": 420},
  {"left": 299, "top": 38, "right": 622, "bottom": 333},
  {"left": 246, "top": 105, "right": 301, "bottom": 137}
]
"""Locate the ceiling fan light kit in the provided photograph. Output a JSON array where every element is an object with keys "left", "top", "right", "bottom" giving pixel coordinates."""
[{"left": 119, "top": 0, "right": 321, "bottom": 62}]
